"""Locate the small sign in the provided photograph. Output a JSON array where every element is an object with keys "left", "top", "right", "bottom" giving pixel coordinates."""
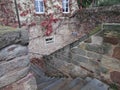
[{"left": 44, "top": 36, "right": 55, "bottom": 45}]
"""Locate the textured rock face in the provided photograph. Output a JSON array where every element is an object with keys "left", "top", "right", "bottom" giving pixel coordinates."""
[
  {"left": 0, "top": 27, "right": 33, "bottom": 89},
  {"left": 104, "top": 37, "right": 119, "bottom": 45},
  {"left": 0, "top": 45, "right": 28, "bottom": 61},
  {"left": 112, "top": 47, "right": 120, "bottom": 60},
  {"left": 110, "top": 71, "right": 120, "bottom": 85},
  {"left": 0, "top": 29, "right": 29, "bottom": 50},
  {"left": 1, "top": 73, "right": 37, "bottom": 90}
]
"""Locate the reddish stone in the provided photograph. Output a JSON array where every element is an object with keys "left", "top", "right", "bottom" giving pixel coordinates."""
[
  {"left": 104, "top": 37, "right": 119, "bottom": 45},
  {"left": 110, "top": 71, "right": 120, "bottom": 85},
  {"left": 112, "top": 47, "right": 120, "bottom": 60},
  {"left": 31, "top": 58, "right": 46, "bottom": 70}
]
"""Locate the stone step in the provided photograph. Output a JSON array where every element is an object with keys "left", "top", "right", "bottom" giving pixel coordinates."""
[
  {"left": 71, "top": 47, "right": 102, "bottom": 60},
  {"left": 37, "top": 78, "right": 60, "bottom": 90},
  {"left": 58, "top": 78, "right": 73, "bottom": 90},
  {"left": 62, "top": 77, "right": 84, "bottom": 90},
  {"left": 31, "top": 64, "right": 45, "bottom": 78},
  {"left": 81, "top": 78, "right": 109, "bottom": 90},
  {"left": 70, "top": 79, "right": 85, "bottom": 90},
  {"left": 35, "top": 75, "right": 55, "bottom": 85},
  {"left": 42, "top": 78, "right": 65, "bottom": 90}
]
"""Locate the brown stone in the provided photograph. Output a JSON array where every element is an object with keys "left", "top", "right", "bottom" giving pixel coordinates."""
[
  {"left": 104, "top": 37, "right": 119, "bottom": 45},
  {"left": 110, "top": 71, "right": 120, "bottom": 85},
  {"left": 1, "top": 73, "right": 37, "bottom": 90},
  {"left": 112, "top": 47, "right": 120, "bottom": 60}
]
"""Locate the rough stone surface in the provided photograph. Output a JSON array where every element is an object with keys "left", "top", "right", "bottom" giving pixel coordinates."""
[
  {"left": 81, "top": 78, "right": 109, "bottom": 90},
  {"left": 104, "top": 37, "right": 119, "bottom": 45},
  {"left": 72, "top": 54, "right": 89, "bottom": 63},
  {"left": 0, "top": 44, "right": 28, "bottom": 61},
  {"left": 70, "top": 65, "right": 88, "bottom": 78},
  {"left": 1, "top": 73, "right": 37, "bottom": 90},
  {"left": 87, "top": 51, "right": 102, "bottom": 60},
  {"left": 101, "top": 55, "right": 120, "bottom": 73},
  {"left": 0, "top": 29, "right": 29, "bottom": 50},
  {"left": 20, "top": 30, "right": 29, "bottom": 45},
  {"left": 71, "top": 48, "right": 86, "bottom": 56},
  {"left": 112, "top": 47, "right": 120, "bottom": 60},
  {"left": 85, "top": 44, "right": 104, "bottom": 54},
  {"left": 0, "top": 55, "right": 29, "bottom": 77},
  {"left": 0, "top": 66, "right": 29, "bottom": 88},
  {"left": 110, "top": 71, "right": 120, "bottom": 85},
  {"left": 0, "top": 27, "right": 31, "bottom": 89},
  {"left": 91, "top": 36, "right": 103, "bottom": 45}
]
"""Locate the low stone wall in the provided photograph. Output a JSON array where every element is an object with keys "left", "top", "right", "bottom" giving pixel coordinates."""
[
  {"left": 0, "top": 27, "right": 37, "bottom": 90},
  {"left": 44, "top": 30, "right": 120, "bottom": 86}
]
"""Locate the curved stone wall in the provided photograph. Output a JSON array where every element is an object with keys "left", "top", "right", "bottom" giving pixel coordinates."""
[{"left": 0, "top": 27, "right": 36, "bottom": 90}]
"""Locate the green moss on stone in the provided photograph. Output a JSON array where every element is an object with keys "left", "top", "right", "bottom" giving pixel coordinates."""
[
  {"left": 0, "top": 26, "right": 16, "bottom": 34},
  {"left": 89, "top": 26, "right": 101, "bottom": 36}
]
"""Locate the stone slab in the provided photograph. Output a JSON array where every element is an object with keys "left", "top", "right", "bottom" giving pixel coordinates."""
[
  {"left": 0, "top": 44, "right": 28, "bottom": 61},
  {"left": 0, "top": 66, "right": 29, "bottom": 88},
  {"left": 81, "top": 79, "right": 109, "bottom": 90},
  {"left": 0, "top": 29, "right": 28, "bottom": 50},
  {"left": 112, "top": 47, "right": 120, "bottom": 60},
  {"left": 0, "top": 55, "right": 29, "bottom": 77}
]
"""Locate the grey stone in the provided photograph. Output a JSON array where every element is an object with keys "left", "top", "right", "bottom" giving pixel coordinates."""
[
  {"left": 81, "top": 79, "right": 109, "bottom": 90},
  {"left": 0, "top": 30, "right": 21, "bottom": 50},
  {"left": 71, "top": 48, "right": 86, "bottom": 56},
  {"left": 72, "top": 54, "right": 89, "bottom": 63},
  {"left": 87, "top": 51, "right": 102, "bottom": 60},
  {"left": 0, "top": 55, "right": 29, "bottom": 77},
  {"left": 20, "top": 30, "right": 29, "bottom": 45},
  {"left": 85, "top": 44, "right": 105, "bottom": 54},
  {"left": 70, "top": 66, "right": 88, "bottom": 78},
  {"left": 91, "top": 35, "right": 103, "bottom": 45},
  {"left": 0, "top": 66, "right": 29, "bottom": 88},
  {"left": 0, "top": 44, "right": 28, "bottom": 61},
  {"left": 99, "top": 66, "right": 109, "bottom": 74},
  {"left": 0, "top": 29, "right": 29, "bottom": 50}
]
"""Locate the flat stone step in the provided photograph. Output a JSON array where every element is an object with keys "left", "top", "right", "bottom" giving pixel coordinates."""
[
  {"left": 62, "top": 77, "right": 84, "bottom": 90},
  {"left": 70, "top": 79, "right": 85, "bottom": 90},
  {"left": 37, "top": 78, "right": 60, "bottom": 90},
  {"left": 31, "top": 64, "right": 45, "bottom": 78},
  {"left": 81, "top": 78, "right": 109, "bottom": 90},
  {"left": 35, "top": 76, "right": 55, "bottom": 85},
  {"left": 58, "top": 78, "right": 73, "bottom": 90},
  {"left": 43, "top": 78, "right": 65, "bottom": 90}
]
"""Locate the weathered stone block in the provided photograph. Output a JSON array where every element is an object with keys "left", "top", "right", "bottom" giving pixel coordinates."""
[
  {"left": 0, "top": 55, "right": 29, "bottom": 77},
  {"left": 101, "top": 55, "right": 120, "bottom": 70},
  {"left": 72, "top": 54, "right": 89, "bottom": 63},
  {"left": 86, "top": 44, "right": 104, "bottom": 54},
  {"left": 110, "top": 71, "right": 120, "bottom": 85},
  {"left": 112, "top": 47, "right": 120, "bottom": 60},
  {"left": 104, "top": 37, "right": 119, "bottom": 45},
  {"left": 0, "top": 44, "right": 28, "bottom": 61},
  {"left": 99, "top": 66, "right": 109, "bottom": 74},
  {"left": 87, "top": 51, "right": 102, "bottom": 60},
  {"left": 1, "top": 73, "right": 37, "bottom": 90},
  {"left": 0, "top": 31, "right": 20, "bottom": 50},
  {"left": 0, "top": 66, "right": 29, "bottom": 88},
  {"left": 20, "top": 30, "right": 29, "bottom": 45},
  {"left": 71, "top": 48, "right": 86, "bottom": 56},
  {"left": 70, "top": 66, "right": 88, "bottom": 78},
  {"left": 91, "top": 35, "right": 103, "bottom": 45},
  {"left": 85, "top": 43, "right": 111, "bottom": 54},
  {"left": 0, "top": 29, "right": 29, "bottom": 50}
]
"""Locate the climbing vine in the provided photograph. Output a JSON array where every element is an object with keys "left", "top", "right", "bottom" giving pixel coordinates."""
[
  {"left": 0, "top": 0, "right": 17, "bottom": 27},
  {"left": 0, "top": 0, "right": 79, "bottom": 36}
]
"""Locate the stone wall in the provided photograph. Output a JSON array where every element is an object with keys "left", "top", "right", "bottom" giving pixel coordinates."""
[
  {"left": 44, "top": 27, "right": 120, "bottom": 86},
  {"left": 0, "top": 26, "right": 37, "bottom": 90}
]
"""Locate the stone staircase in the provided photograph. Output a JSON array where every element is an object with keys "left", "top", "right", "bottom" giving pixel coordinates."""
[{"left": 31, "top": 64, "right": 109, "bottom": 90}]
